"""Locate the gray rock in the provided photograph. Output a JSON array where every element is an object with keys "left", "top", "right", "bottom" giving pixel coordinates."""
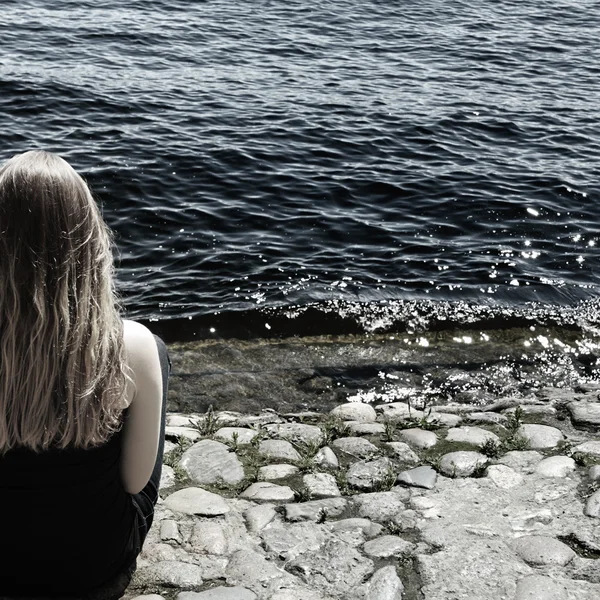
[
  {"left": 268, "top": 589, "right": 332, "bottom": 600},
  {"left": 384, "top": 442, "right": 420, "bottom": 464},
  {"left": 347, "top": 457, "right": 395, "bottom": 490},
  {"left": 568, "top": 401, "right": 600, "bottom": 429},
  {"left": 240, "top": 482, "right": 295, "bottom": 504},
  {"left": 511, "top": 535, "right": 575, "bottom": 566},
  {"left": 226, "top": 549, "right": 293, "bottom": 592},
  {"left": 331, "top": 402, "right": 377, "bottom": 422},
  {"left": 535, "top": 456, "right": 576, "bottom": 477},
  {"left": 167, "top": 414, "right": 200, "bottom": 427},
  {"left": 160, "top": 465, "right": 176, "bottom": 489},
  {"left": 164, "top": 488, "right": 230, "bottom": 516},
  {"left": 467, "top": 412, "right": 508, "bottom": 425},
  {"left": 160, "top": 519, "right": 181, "bottom": 544},
  {"left": 366, "top": 566, "right": 404, "bottom": 600},
  {"left": 259, "top": 440, "right": 301, "bottom": 462},
  {"left": 345, "top": 421, "right": 387, "bottom": 436},
  {"left": 190, "top": 521, "right": 228, "bottom": 555},
  {"left": 363, "top": 535, "right": 414, "bottom": 558},
  {"left": 486, "top": 465, "right": 524, "bottom": 489},
  {"left": 514, "top": 575, "right": 568, "bottom": 600},
  {"left": 284, "top": 498, "right": 348, "bottom": 522},
  {"left": 261, "top": 522, "right": 325, "bottom": 560},
  {"left": 376, "top": 402, "right": 423, "bottom": 421},
  {"left": 258, "top": 464, "right": 300, "bottom": 480},
  {"left": 314, "top": 446, "right": 340, "bottom": 469},
  {"left": 214, "top": 427, "right": 258, "bottom": 445},
  {"left": 332, "top": 437, "right": 379, "bottom": 459},
  {"left": 398, "top": 428, "right": 438, "bottom": 449},
  {"left": 180, "top": 439, "right": 245, "bottom": 485},
  {"left": 428, "top": 412, "right": 462, "bottom": 427},
  {"left": 165, "top": 426, "right": 202, "bottom": 442},
  {"left": 176, "top": 588, "right": 257, "bottom": 600},
  {"left": 585, "top": 489, "right": 600, "bottom": 517},
  {"left": 589, "top": 465, "right": 600, "bottom": 481},
  {"left": 264, "top": 422, "right": 323, "bottom": 445},
  {"left": 445, "top": 426, "right": 500, "bottom": 446},
  {"left": 163, "top": 440, "right": 177, "bottom": 455},
  {"left": 303, "top": 473, "right": 341, "bottom": 498},
  {"left": 438, "top": 451, "right": 487, "bottom": 477},
  {"left": 138, "top": 560, "right": 203, "bottom": 590},
  {"left": 131, "top": 596, "right": 166, "bottom": 600},
  {"left": 354, "top": 490, "right": 410, "bottom": 523},
  {"left": 244, "top": 504, "right": 277, "bottom": 533},
  {"left": 517, "top": 424, "right": 563, "bottom": 449},
  {"left": 329, "top": 518, "right": 384, "bottom": 539},
  {"left": 497, "top": 450, "right": 543, "bottom": 473},
  {"left": 573, "top": 441, "right": 600, "bottom": 458},
  {"left": 396, "top": 465, "right": 437, "bottom": 489}
]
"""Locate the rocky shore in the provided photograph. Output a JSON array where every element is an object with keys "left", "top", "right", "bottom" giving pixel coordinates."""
[{"left": 122, "top": 388, "right": 600, "bottom": 600}]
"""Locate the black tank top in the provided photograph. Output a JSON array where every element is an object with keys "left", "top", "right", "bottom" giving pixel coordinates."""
[{"left": 0, "top": 420, "right": 137, "bottom": 596}]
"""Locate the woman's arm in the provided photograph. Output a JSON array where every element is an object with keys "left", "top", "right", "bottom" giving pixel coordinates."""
[{"left": 120, "top": 320, "right": 163, "bottom": 495}]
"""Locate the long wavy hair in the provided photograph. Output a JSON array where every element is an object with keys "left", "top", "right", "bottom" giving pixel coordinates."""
[{"left": 0, "top": 150, "right": 127, "bottom": 452}]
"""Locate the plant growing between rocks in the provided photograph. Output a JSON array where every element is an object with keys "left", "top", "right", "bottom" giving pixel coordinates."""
[
  {"left": 196, "top": 404, "right": 222, "bottom": 437},
  {"left": 320, "top": 415, "right": 348, "bottom": 445}
]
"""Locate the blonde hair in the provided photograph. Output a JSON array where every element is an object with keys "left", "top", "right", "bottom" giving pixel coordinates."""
[{"left": 0, "top": 150, "right": 127, "bottom": 451}]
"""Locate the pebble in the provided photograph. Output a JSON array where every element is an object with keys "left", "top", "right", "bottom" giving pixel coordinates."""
[
  {"left": 347, "top": 457, "right": 395, "bottom": 490},
  {"left": 303, "top": 473, "right": 341, "bottom": 498},
  {"left": 438, "top": 451, "right": 488, "bottom": 477},
  {"left": 398, "top": 428, "right": 438, "bottom": 449},
  {"left": 331, "top": 402, "right": 377, "bottom": 422},
  {"left": 513, "top": 574, "right": 568, "bottom": 600},
  {"left": 164, "top": 488, "right": 230, "bottom": 516},
  {"left": 511, "top": 535, "right": 576, "bottom": 566},
  {"left": 517, "top": 424, "right": 564, "bottom": 449},
  {"left": 180, "top": 439, "right": 245, "bottom": 485},
  {"left": 258, "top": 440, "right": 301, "bottom": 462},
  {"left": 258, "top": 464, "right": 300, "bottom": 480},
  {"left": 445, "top": 426, "right": 500, "bottom": 446},
  {"left": 535, "top": 456, "right": 576, "bottom": 477},
  {"left": 366, "top": 565, "right": 404, "bottom": 600},
  {"left": 176, "top": 588, "right": 257, "bottom": 600},
  {"left": 363, "top": 535, "right": 414, "bottom": 558},
  {"left": 332, "top": 436, "right": 379, "bottom": 459},
  {"left": 396, "top": 465, "right": 437, "bottom": 489},
  {"left": 240, "top": 482, "right": 295, "bottom": 504},
  {"left": 384, "top": 442, "right": 420, "bottom": 464}
]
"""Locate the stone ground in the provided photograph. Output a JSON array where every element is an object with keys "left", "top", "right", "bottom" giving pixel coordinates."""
[{"left": 121, "top": 388, "right": 600, "bottom": 600}]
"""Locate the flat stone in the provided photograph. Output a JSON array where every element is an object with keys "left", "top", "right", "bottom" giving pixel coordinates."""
[
  {"left": 332, "top": 437, "right": 379, "bottom": 459},
  {"left": 160, "top": 519, "right": 181, "bottom": 544},
  {"left": 329, "top": 518, "right": 384, "bottom": 539},
  {"left": 396, "top": 466, "right": 437, "bottom": 489},
  {"left": 428, "top": 412, "right": 462, "bottom": 427},
  {"left": 384, "top": 442, "right": 420, "bottom": 464},
  {"left": 132, "top": 596, "right": 166, "bottom": 600},
  {"left": 585, "top": 489, "right": 600, "bottom": 517},
  {"left": 347, "top": 457, "right": 395, "bottom": 490},
  {"left": 258, "top": 464, "right": 300, "bottom": 480},
  {"left": 514, "top": 575, "right": 568, "bottom": 600},
  {"left": 445, "top": 426, "right": 500, "bottom": 446},
  {"left": 244, "top": 504, "right": 277, "bottom": 533},
  {"left": 438, "top": 451, "right": 487, "bottom": 477},
  {"left": 398, "top": 429, "right": 438, "bottom": 449},
  {"left": 498, "top": 450, "right": 543, "bottom": 473},
  {"left": 363, "top": 535, "right": 414, "bottom": 558},
  {"left": 366, "top": 565, "right": 403, "bottom": 600},
  {"left": 261, "top": 522, "right": 325, "bottom": 560},
  {"left": 163, "top": 440, "right": 177, "bottom": 455},
  {"left": 568, "top": 401, "right": 600, "bottom": 428},
  {"left": 486, "top": 465, "right": 524, "bottom": 489},
  {"left": 303, "top": 473, "right": 341, "bottom": 498},
  {"left": 180, "top": 439, "right": 245, "bottom": 485},
  {"left": 268, "top": 589, "right": 331, "bottom": 600},
  {"left": 573, "top": 441, "right": 600, "bottom": 458},
  {"left": 376, "top": 402, "right": 423, "bottom": 421},
  {"left": 190, "top": 521, "right": 228, "bottom": 555},
  {"left": 314, "top": 446, "right": 339, "bottom": 469},
  {"left": 331, "top": 402, "right": 377, "bottom": 422},
  {"left": 345, "top": 421, "right": 387, "bottom": 436},
  {"left": 226, "top": 549, "right": 293, "bottom": 590},
  {"left": 589, "top": 465, "right": 600, "bottom": 481},
  {"left": 354, "top": 490, "right": 410, "bottom": 523},
  {"left": 177, "top": 588, "right": 257, "bottom": 600},
  {"left": 264, "top": 422, "right": 323, "bottom": 445},
  {"left": 259, "top": 440, "right": 301, "bottom": 462},
  {"left": 139, "top": 561, "right": 203, "bottom": 590},
  {"left": 467, "top": 412, "right": 508, "bottom": 425},
  {"left": 164, "top": 488, "right": 230, "bottom": 516},
  {"left": 167, "top": 414, "right": 200, "bottom": 428},
  {"left": 517, "top": 424, "right": 563, "bottom": 449},
  {"left": 213, "top": 427, "right": 258, "bottom": 445},
  {"left": 284, "top": 498, "right": 348, "bottom": 522},
  {"left": 535, "top": 456, "right": 576, "bottom": 477},
  {"left": 409, "top": 496, "right": 442, "bottom": 519},
  {"left": 165, "top": 426, "right": 203, "bottom": 442},
  {"left": 240, "top": 482, "right": 295, "bottom": 504},
  {"left": 160, "top": 465, "right": 176, "bottom": 489},
  {"left": 511, "top": 535, "right": 575, "bottom": 566}
]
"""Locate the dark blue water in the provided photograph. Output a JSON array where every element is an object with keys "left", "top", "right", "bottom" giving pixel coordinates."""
[{"left": 1, "top": 0, "right": 600, "bottom": 340}]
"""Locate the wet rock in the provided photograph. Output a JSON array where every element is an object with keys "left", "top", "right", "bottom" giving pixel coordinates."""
[
  {"left": 332, "top": 437, "right": 379, "bottom": 459},
  {"left": 190, "top": 521, "right": 228, "bottom": 555},
  {"left": 259, "top": 440, "right": 302, "bottom": 462},
  {"left": 396, "top": 465, "right": 437, "bottom": 489},
  {"left": 180, "top": 439, "right": 245, "bottom": 485},
  {"left": 486, "top": 465, "right": 524, "bottom": 489},
  {"left": 585, "top": 489, "right": 600, "bottom": 517},
  {"left": 376, "top": 402, "right": 423, "bottom": 421},
  {"left": 176, "top": 587, "right": 257, "bottom": 600},
  {"left": 261, "top": 522, "right": 325, "bottom": 560},
  {"left": 354, "top": 490, "right": 410, "bottom": 523},
  {"left": 303, "top": 473, "right": 341, "bottom": 498},
  {"left": 517, "top": 424, "right": 563, "bottom": 449},
  {"left": 314, "top": 446, "right": 339, "bottom": 469},
  {"left": 284, "top": 498, "right": 348, "bottom": 522},
  {"left": 535, "top": 456, "right": 576, "bottom": 477},
  {"left": 137, "top": 561, "right": 203, "bottom": 590},
  {"left": 445, "top": 426, "right": 500, "bottom": 446},
  {"left": 345, "top": 421, "right": 386, "bottom": 436},
  {"left": 384, "top": 442, "right": 420, "bottom": 464},
  {"left": 363, "top": 535, "right": 414, "bottom": 558},
  {"left": 568, "top": 401, "right": 600, "bottom": 429},
  {"left": 244, "top": 504, "right": 277, "bottom": 533},
  {"left": 438, "top": 451, "right": 487, "bottom": 477},
  {"left": 164, "top": 488, "right": 230, "bottom": 516},
  {"left": 514, "top": 574, "right": 568, "bottom": 600},
  {"left": 258, "top": 464, "right": 300, "bottom": 481},
  {"left": 265, "top": 423, "right": 323, "bottom": 445},
  {"left": 398, "top": 428, "right": 438, "bottom": 449},
  {"left": 240, "top": 482, "right": 295, "bottom": 504},
  {"left": 366, "top": 566, "right": 404, "bottom": 600},
  {"left": 331, "top": 402, "right": 377, "bottom": 422},
  {"left": 214, "top": 427, "right": 258, "bottom": 445},
  {"left": 511, "top": 535, "right": 575, "bottom": 566},
  {"left": 347, "top": 457, "right": 395, "bottom": 490}
]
